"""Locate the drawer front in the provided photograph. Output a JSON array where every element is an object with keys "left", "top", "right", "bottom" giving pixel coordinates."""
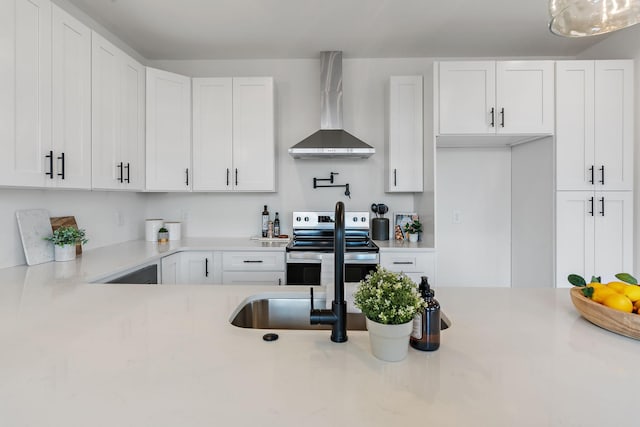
[
  {"left": 380, "top": 252, "right": 436, "bottom": 275},
  {"left": 222, "top": 251, "right": 285, "bottom": 271},
  {"left": 222, "top": 271, "right": 284, "bottom": 286}
]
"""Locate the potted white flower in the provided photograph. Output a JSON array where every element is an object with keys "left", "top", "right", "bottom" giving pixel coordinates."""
[
  {"left": 354, "top": 266, "right": 426, "bottom": 361},
  {"left": 44, "top": 226, "right": 88, "bottom": 262}
]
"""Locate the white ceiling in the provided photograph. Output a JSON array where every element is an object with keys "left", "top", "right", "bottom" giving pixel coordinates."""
[{"left": 66, "top": 0, "right": 609, "bottom": 60}]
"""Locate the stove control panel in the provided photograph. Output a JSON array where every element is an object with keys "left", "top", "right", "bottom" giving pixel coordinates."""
[{"left": 292, "top": 211, "right": 370, "bottom": 229}]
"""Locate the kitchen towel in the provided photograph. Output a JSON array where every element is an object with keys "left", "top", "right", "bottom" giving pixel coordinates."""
[
  {"left": 165, "top": 221, "right": 182, "bottom": 241},
  {"left": 145, "top": 219, "right": 164, "bottom": 241}
]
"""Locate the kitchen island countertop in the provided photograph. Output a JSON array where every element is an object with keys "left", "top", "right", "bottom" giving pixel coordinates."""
[{"left": 0, "top": 249, "right": 638, "bottom": 426}]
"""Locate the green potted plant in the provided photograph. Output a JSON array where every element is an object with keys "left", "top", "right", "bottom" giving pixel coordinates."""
[
  {"left": 403, "top": 218, "right": 423, "bottom": 243},
  {"left": 354, "top": 266, "right": 426, "bottom": 361},
  {"left": 157, "top": 227, "right": 169, "bottom": 243},
  {"left": 44, "top": 226, "right": 88, "bottom": 262}
]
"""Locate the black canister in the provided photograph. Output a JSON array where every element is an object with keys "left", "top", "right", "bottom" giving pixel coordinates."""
[
  {"left": 410, "top": 276, "right": 440, "bottom": 351},
  {"left": 371, "top": 218, "right": 389, "bottom": 240}
]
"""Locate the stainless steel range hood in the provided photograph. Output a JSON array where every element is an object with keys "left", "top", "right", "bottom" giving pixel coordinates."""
[{"left": 288, "top": 51, "right": 375, "bottom": 159}]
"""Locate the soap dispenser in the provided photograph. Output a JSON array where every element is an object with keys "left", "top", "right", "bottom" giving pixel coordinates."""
[{"left": 410, "top": 276, "right": 440, "bottom": 351}]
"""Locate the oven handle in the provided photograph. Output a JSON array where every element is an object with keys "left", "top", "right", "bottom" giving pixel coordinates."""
[{"left": 286, "top": 252, "right": 379, "bottom": 263}]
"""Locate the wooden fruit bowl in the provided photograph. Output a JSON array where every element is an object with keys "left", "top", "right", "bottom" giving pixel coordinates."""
[{"left": 570, "top": 287, "right": 640, "bottom": 340}]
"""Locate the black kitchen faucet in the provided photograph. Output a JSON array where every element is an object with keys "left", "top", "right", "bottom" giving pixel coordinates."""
[{"left": 309, "top": 201, "right": 348, "bottom": 342}]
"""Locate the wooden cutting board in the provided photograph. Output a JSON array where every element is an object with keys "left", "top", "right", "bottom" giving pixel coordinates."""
[{"left": 50, "top": 216, "right": 82, "bottom": 255}]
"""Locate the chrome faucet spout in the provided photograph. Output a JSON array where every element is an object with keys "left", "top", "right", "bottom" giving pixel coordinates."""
[{"left": 309, "top": 201, "right": 348, "bottom": 343}]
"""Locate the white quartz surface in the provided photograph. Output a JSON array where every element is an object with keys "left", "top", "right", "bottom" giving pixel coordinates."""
[
  {"left": 0, "top": 240, "right": 638, "bottom": 426},
  {"left": 374, "top": 239, "right": 435, "bottom": 250}
]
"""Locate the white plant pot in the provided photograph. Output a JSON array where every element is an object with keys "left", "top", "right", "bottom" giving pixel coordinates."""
[
  {"left": 365, "top": 318, "right": 413, "bottom": 362},
  {"left": 408, "top": 233, "right": 419, "bottom": 243},
  {"left": 54, "top": 244, "right": 76, "bottom": 262}
]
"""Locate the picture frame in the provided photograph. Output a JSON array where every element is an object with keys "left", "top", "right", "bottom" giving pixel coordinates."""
[{"left": 393, "top": 212, "right": 418, "bottom": 240}]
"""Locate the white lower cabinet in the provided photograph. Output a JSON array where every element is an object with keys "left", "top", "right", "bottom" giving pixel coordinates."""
[
  {"left": 161, "top": 252, "right": 218, "bottom": 284},
  {"left": 222, "top": 251, "right": 285, "bottom": 285},
  {"left": 380, "top": 251, "right": 436, "bottom": 285},
  {"left": 160, "top": 253, "right": 181, "bottom": 284},
  {"left": 556, "top": 191, "right": 633, "bottom": 287}
]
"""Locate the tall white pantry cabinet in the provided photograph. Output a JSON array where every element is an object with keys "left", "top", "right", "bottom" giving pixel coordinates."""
[
  {"left": 555, "top": 60, "right": 634, "bottom": 287},
  {"left": 0, "top": 0, "right": 91, "bottom": 189}
]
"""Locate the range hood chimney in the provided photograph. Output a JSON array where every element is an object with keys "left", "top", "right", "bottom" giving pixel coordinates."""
[{"left": 288, "top": 51, "right": 375, "bottom": 159}]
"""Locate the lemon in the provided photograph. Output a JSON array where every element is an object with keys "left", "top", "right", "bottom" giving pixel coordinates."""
[
  {"left": 587, "top": 282, "right": 605, "bottom": 290},
  {"left": 623, "top": 285, "right": 640, "bottom": 302},
  {"left": 602, "top": 293, "right": 633, "bottom": 313},
  {"left": 606, "top": 281, "right": 629, "bottom": 294},
  {"left": 592, "top": 287, "right": 616, "bottom": 303}
]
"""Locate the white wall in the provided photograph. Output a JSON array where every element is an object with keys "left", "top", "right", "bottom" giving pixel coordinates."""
[
  {"left": 144, "top": 58, "right": 435, "bottom": 238},
  {"left": 435, "top": 147, "right": 512, "bottom": 287},
  {"left": 511, "top": 138, "right": 554, "bottom": 287},
  {"left": 576, "top": 24, "right": 640, "bottom": 275},
  {"left": 1, "top": 188, "right": 147, "bottom": 269}
]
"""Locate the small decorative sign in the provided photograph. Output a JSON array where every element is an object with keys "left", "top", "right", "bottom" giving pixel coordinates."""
[{"left": 393, "top": 212, "right": 418, "bottom": 240}]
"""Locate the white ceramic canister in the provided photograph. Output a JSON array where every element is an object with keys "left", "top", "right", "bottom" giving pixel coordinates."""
[
  {"left": 164, "top": 221, "right": 182, "bottom": 241},
  {"left": 145, "top": 219, "right": 164, "bottom": 242}
]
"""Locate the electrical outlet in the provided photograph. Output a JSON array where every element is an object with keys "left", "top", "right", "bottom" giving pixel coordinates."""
[{"left": 452, "top": 209, "right": 462, "bottom": 224}]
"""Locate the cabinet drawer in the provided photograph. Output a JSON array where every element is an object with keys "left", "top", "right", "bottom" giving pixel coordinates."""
[
  {"left": 222, "top": 251, "right": 285, "bottom": 271},
  {"left": 380, "top": 252, "right": 436, "bottom": 274},
  {"left": 222, "top": 271, "right": 284, "bottom": 286}
]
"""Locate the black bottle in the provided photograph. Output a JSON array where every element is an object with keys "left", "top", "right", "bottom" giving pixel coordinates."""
[
  {"left": 410, "top": 276, "right": 440, "bottom": 351},
  {"left": 261, "top": 205, "right": 269, "bottom": 237},
  {"left": 273, "top": 212, "right": 280, "bottom": 237}
]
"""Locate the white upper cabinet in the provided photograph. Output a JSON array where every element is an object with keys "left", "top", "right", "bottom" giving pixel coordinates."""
[
  {"left": 192, "top": 77, "right": 275, "bottom": 192},
  {"left": 556, "top": 60, "right": 633, "bottom": 191},
  {"left": 192, "top": 78, "right": 233, "bottom": 191},
  {"left": 387, "top": 75, "right": 423, "bottom": 192},
  {"left": 437, "top": 60, "right": 554, "bottom": 136},
  {"left": 0, "top": 0, "right": 52, "bottom": 187},
  {"left": 92, "top": 31, "right": 145, "bottom": 190},
  {"left": 51, "top": 4, "right": 91, "bottom": 189},
  {"left": 146, "top": 67, "right": 192, "bottom": 191}
]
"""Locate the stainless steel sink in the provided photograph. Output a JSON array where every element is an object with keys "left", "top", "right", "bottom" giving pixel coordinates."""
[{"left": 230, "top": 296, "right": 450, "bottom": 331}]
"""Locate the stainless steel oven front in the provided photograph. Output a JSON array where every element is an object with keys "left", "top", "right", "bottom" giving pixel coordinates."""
[{"left": 285, "top": 251, "right": 378, "bottom": 286}]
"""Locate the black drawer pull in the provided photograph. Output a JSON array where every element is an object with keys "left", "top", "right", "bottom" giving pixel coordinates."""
[
  {"left": 393, "top": 261, "right": 414, "bottom": 265},
  {"left": 205, "top": 258, "right": 209, "bottom": 277},
  {"left": 243, "top": 260, "right": 264, "bottom": 263}
]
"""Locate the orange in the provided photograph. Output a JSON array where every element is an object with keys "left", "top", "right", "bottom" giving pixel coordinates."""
[{"left": 602, "top": 293, "right": 633, "bottom": 313}]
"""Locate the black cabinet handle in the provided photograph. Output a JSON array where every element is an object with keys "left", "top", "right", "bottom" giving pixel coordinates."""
[
  {"left": 117, "top": 162, "right": 123, "bottom": 183},
  {"left": 588, "top": 165, "right": 594, "bottom": 185},
  {"left": 599, "top": 197, "right": 605, "bottom": 216},
  {"left": 125, "top": 163, "right": 130, "bottom": 183},
  {"left": 243, "top": 260, "right": 263, "bottom": 263},
  {"left": 599, "top": 165, "right": 605, "bottom": 185},
  {"left": 500, "top": 108, "right": 505, "bottom": 127},
  {"left": 490, "top": 107, "right": 495, "bottom": 127},
  {"left": 226, "top": 168, "right": 230, "bottom": 186},
  {"left": 185, "top": 168, "right": 189, "bottom": 186},
  {"left": 278, "top": 278, "right": 282, "bottom": 286},
  {"left": 393, "top": 169, "right": 397, "bottom": 187},
  {"left": 45, "top": 151, "right": 54, "bottom": 179},
  {"left": 205, "top": 258, "right": 209, "bottom": 277},
  {"left": 588, "top": 196, "right": 594, "bottom": 216},
  {"left": 57, "top": 152, "right": 65, "bottom": 179},
  {"left": 235, "top": 168, "right": 238, "bottom": 186},
  {"left": 393, "top": 261, "right": 414, "bottom": 265}
]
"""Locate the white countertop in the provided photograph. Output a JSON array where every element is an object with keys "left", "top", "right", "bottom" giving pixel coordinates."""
[
  {"left": 374, "top": 239, "right": 435, "bottom": 250},
  {"left": 0, "top": 241, "right": 638, "bottom": 426}
]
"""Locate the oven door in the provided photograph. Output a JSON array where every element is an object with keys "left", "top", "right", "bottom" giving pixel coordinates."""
[{"left": 285, "top": 252, "right": 378, "bottom": 286}]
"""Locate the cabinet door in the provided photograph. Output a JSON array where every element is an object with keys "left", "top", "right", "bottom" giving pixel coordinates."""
[
  {"left": 119, "top": 53, "right": 145, "bottom": 190},
  {"left": 496, "top": 61, "right": 554, "bottom": 134},
  {"left": 51, "top": 5, "right": 91, "bottom": 189},
  {"left": 555, "top": 61, "right": 595, "bottom": 191},
  {"left": 556, "top": 192, "right": 595, "bottom": 288},
  {"left": 146, "top": 67, "right": 192, "bottom": 191},
  {"left": 387, "top": 76, "right": 423, "bottom": 192},
  {"left": 192, "top": 78, "right": 233, "bottom": 191},
  {"left": 594, "top": 192, "right": 633, "bottom": 282},
  {"left": 180, "top": 252, "right": 216, "bottom": 284},
  {"left": 438, "top": 61, "right": 495, "bottom": 134},
  {"left": 594, "top": 60, "right": 633, "bottom": 191},
  {"left": 0, "top": 0, "right": 52, "bottom": 187},
  {"left": 232, "top": 77, "right": 275, "bottom": 191},
  {"left": 222, "top": 271, "right": 284, "bottom": 286},
  {"left": 160, "top": 253, "right": 182, "bottom": 284},
  {"left": 91, "top": 32, "right": 122, "bottom": 190}
]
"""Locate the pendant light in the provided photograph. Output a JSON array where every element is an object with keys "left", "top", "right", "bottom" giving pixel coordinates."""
[{"left": 549, "top": 0, "right": 640, "bottom": 37}]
